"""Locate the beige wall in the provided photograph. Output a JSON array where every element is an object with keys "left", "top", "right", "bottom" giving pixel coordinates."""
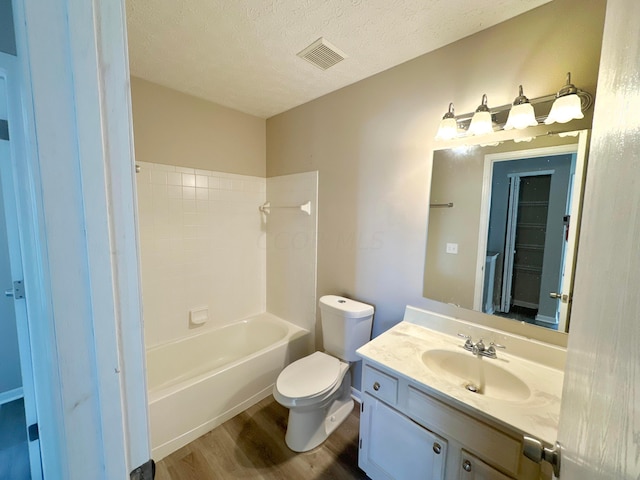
[
  {"left": 266, "top": 0, "right": 606, "bottom": 337},
  {"left": 424, "top": 149, "right": 484, "bottom": 309},
  {"left": 131, "top": 77, "right": 265, "bottom": 176}
]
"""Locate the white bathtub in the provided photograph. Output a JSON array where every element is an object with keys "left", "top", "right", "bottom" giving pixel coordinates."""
[{"left": 146, "top": 313, "right": 310, "bottom": 460}]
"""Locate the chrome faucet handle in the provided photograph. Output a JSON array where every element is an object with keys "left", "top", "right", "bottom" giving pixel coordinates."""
[
  {"left": 457, "top": 333, "right": 474, "bottom": 350},
  {"left": 485, "top": 342, "right": 506, "bottom": 358}
]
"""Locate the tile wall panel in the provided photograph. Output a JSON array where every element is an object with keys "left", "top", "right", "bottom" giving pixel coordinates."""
[{"left": 136, "top": 161, "right": 266, "bottom": 347}]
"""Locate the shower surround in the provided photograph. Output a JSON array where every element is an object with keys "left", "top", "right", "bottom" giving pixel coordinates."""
[{"left": 136, "top": 162, "right": 317, "bottom": 458}]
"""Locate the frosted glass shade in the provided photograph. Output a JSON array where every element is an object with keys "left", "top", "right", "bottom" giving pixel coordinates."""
[
  {"left": 544, "top": 94, "right": 584, "bottom": 124},
  {"left": 504, "top": 103, "right": 538, "bottom": 130},
  {"left": 435, "top": 117, "right": 458, "bottom": 140},
  {"left": 469, "top": 111, "right": 493, "bottom": 135}
]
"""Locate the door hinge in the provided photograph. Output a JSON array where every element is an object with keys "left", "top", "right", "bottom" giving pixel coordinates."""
[
  {"left": 359, "top": 438, "right": 362, "bottom": 449},
  {"left": 4, "top": 280, "right": 25, "bottom": 300},
  {"left": 361, "top": 402, "right": 364, "bottom": 413},
  {"left": 130, "top": 459, "right": 155, "bottom": 480},
  {"left": 523, "top": 437, "right": 561, "bottom": 477},
  {"left": 28, "top": 423, "right": 39, "bottom": 442}
]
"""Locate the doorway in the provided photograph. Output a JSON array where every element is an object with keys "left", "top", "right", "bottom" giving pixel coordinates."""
[
  {"left": 501, "top": 172, "right": 553, "bottom": 320},
  {"left": 482, "top": 152, "right": 576, "bottom": 329},
  {"left": 0, "top": 60, "right": 42, "bottom": 480}
]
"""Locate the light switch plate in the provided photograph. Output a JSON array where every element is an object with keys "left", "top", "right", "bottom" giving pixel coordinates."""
[{"left": 446, "top": 243, "right": 458, "bottom": 254}]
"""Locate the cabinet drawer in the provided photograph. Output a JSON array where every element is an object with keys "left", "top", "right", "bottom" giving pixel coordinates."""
[
  {"left": 406, "top": 386, "right": 521, "bottom": 476},
  {"left": 363, "top": 365, "right": 398, "bottom": 405},
  {"left": 459, "top": 450, "right": 515, "bottom": 479}
]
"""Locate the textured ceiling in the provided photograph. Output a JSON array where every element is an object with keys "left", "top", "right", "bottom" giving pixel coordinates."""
[{"left": 126, "top": 0, "right": 551, "bottom": 119}]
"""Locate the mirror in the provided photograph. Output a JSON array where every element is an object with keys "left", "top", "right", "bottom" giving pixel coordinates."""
[{"left": 423, "top": 130, "right": 589, "bottom": 333}]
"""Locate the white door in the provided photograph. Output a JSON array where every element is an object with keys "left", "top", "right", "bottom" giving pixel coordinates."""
[
  {"left": 0, "top": 61, "right": 42, "bottom": 478},
  {"left": 534, "top": 1, "right": 640, "bottom": 478}
]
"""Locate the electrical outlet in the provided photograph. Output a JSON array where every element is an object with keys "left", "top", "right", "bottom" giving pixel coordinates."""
[{"left": 446, "top": 243, "right": 458, "bottom": 254}]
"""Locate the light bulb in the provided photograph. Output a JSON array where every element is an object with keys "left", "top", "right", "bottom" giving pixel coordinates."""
[
  {"left": 504, "top": 85, "right": 538, "bottom": 130},
  {"left": 435, "top": 103, "right": 458, "bottom": 140}
]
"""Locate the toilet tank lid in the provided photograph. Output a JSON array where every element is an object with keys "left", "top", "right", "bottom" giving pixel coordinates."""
[{"left": 319, "top": 295, "right": 374, "bottom": 318}]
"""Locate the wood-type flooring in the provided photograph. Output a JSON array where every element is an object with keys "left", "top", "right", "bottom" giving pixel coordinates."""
[{"left": 155, "top": 396, "right": 369, "bottom": 480}]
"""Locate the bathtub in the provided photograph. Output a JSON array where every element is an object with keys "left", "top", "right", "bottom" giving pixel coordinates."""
[{"left": 146, "top": 313, "right": 310, "bottom": 460}]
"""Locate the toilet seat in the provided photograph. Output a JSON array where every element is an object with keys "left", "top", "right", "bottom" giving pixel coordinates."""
[{"left": 276, "top": 352, "right": 342, "bottom": 400}]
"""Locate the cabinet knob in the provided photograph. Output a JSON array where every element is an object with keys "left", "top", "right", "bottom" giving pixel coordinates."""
[
  {"left": 432, "top": 442, "right": 441, "bottom": 454},
  {"left": 373, "top": 382, "right": 380, "bottom": 391},
  {"left": 462, "top": 460, "right": 472, "bottom": 472}
]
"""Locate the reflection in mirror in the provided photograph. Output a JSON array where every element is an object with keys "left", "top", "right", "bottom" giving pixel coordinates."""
[{"left": 423, "top": 131, "right": 589, "bottom": 333}]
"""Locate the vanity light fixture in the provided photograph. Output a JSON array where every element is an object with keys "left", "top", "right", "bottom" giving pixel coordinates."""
[
  {"left": 468, "top": 94, "right": 494, "bottom": 136},
  {"left": 544, "top": 72, "right": 585, "bottom": 125},
  {"left": 435, "top": 103, "right": 458, "bottom": 140},
  {"left": 504, "top": 85, "right": 538, "bottom": 130},
  {"left": 434, "top": 72, "right": 592, "bottom": 141}
]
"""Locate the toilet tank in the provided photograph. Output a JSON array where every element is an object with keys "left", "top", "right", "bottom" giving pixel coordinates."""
[{"left": 319, "top": 295, "right": 374, "bottom": 362}]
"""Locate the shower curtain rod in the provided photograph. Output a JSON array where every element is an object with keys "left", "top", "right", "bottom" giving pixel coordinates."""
[{"left": 259, "top": 201, "right": 311, "bottom": 216}]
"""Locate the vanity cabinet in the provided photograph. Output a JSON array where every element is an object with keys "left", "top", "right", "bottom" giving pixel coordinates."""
[
  {"left": 360, "top": 392, "right": 447, "bottom": 480},
  {"left": 359, "top": 362, "right": 542, "bottom": 480}
]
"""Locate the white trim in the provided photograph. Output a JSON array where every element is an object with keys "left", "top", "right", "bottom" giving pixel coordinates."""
[
  {"left": 0, "top": 387, "right": 24, "bottom": 406},
  {"left": 12, "top": 0, "right": 149, "bottom": 477},
  {"left": 534, "top": 313, "right": 558, "bottom": 325},
  {"left": 0, "top": 110, "right": 43, "bottom": 477},
  {"left": 557, "top": 131, "right": 590, "bottom": 332},
  {"left": 474, "top": 141, "right": 581, "bottom": 314},
  {"left": 501, "top": 175, "right": 520, "bottom": 312},
  {"left": 351, "top": 387, "right": 363, "bottom": 404},
  {"left": 506, "top": 169, "right": 556, "bottom": 178}
]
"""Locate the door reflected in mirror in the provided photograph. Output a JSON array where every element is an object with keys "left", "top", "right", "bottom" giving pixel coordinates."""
[{"left": 423, "top": 131, "right": 589, "bottom": 333}]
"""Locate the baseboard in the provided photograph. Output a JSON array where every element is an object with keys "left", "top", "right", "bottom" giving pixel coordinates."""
[
  {"left": 151, "top": 384, "right": 274, "bottom": 461},
  {"left": 513, "top": 300, "right": 538, "bottom": 310},
  {"left": 351, "top": 387, "right": 362, "bottom": 404},
  {"left": 534, "top": 313, "right": 558, "bottom": 325}
]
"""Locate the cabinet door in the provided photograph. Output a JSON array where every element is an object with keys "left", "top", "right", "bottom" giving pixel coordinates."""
[
  {"left": 458, "top": 450, "right": 514, "bottom": 480},
  {"left": 360, "top": 393, "right": 447, "bottom": 480}
]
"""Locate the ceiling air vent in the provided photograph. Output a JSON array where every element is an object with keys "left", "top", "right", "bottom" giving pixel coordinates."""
[{"left": 297, "top": 37, "right": 347, "bottom": 70}]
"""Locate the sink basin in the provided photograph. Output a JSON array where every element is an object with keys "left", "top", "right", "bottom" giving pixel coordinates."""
[{"left": 421, "top": 349, "right": 531, "bottom": 402}]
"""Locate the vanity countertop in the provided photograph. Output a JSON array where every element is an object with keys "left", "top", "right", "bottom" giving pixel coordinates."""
[{"left": 357, "top": 320, "right": 564, "bottom": 446}]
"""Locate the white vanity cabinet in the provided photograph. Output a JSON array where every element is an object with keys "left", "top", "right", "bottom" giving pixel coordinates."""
[
  {"left": 358, "top": 362, "right": 542, "bottom": 480},
  {"left": 360, "top": 392, "right": 447, "bottom": 480}
]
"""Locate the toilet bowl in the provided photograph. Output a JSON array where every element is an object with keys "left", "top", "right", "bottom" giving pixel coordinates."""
[
  {"left": 273, "top": 295, "right": 374, "bottom": 452},
  {"left": 273, "top": 351, "right": 353, "bottom": 452}
]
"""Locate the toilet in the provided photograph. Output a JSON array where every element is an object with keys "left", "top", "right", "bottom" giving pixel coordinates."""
[{"left": 273, "top": 295, "right": 374, "bottom": 452}]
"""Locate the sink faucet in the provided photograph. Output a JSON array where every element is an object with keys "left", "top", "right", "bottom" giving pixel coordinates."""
[
  {"left": 457, "top": 334, "right": 505, "bottom": 359},
  {"left": 472, "top": 338, "right": 486, "bottom": 356}
]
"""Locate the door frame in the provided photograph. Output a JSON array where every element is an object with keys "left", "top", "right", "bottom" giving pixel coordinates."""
[
  {"left": 0, "top": 137, "right": 42, "bottom": 478},
  {"left": 9, "top": 0, "right": 150, "bottom": 477},
  {"left": 500, "top": 169, "right": 555, "bottom": 314},
  {"left": 474, "top": 137, "right": 588, "bottom": 333},
  {"left": 0, "top": 50, "right": 44, "bottom": 480}
]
